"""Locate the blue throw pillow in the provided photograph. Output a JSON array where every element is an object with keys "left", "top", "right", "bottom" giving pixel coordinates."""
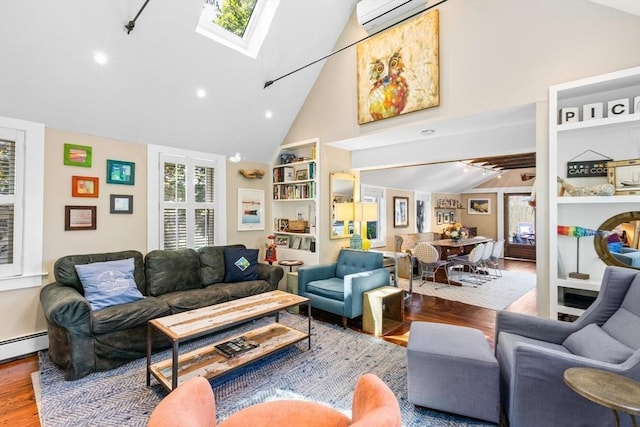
[
  {"left": 223, "top": 247, "right": 259, "bottom": 282},
  {"left": 75, "top": 258, "right": 144, "bottom": 311}
]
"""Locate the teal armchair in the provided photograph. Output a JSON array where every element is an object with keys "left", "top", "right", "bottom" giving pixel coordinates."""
[{"left": 297, "top": 249, "right": 390, "bottom": 328}]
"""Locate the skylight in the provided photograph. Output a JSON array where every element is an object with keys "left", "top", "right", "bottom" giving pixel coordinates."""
[{"left": 196, "top": 0, "right": 279, "bottom": 59}]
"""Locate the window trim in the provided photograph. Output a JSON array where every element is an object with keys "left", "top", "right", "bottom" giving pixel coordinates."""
[
  {"left": 0, "top": 117, "right": 45, "bottom": 291},
  {"left": 147, "top": 144, "right": 227, "bottom": 251},
  {"left": 195, "top": 0, "right": 280, "bottom": 59}
]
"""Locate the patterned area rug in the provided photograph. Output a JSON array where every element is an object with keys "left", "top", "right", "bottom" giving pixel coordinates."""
[
  {"left": 37, "top": 313, "right": 500, "bottom": 426},
  {"left": 398, "top": 269, "right": 536, "bottom": 310}
]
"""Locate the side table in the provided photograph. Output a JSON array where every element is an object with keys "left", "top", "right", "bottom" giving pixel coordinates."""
[
  {"left": 564, "top": 367, "right": 640, "bottom": 427},
  {"left": 363, "top": 285, "right": 404, "bottom": 336},
  {"left": 278, "top": 259, "right": 304, "bottom": 272}
]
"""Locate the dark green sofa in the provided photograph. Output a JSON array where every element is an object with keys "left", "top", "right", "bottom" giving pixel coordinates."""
[{"left": 40, "top": 245, "right": 284, "bottom": 380}]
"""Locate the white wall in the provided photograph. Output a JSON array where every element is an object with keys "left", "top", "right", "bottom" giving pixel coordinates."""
[{"left": 285, "top": 1, "right": 640, "bottom": 145}]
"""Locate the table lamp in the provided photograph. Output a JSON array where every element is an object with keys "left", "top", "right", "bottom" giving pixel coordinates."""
[
  {"left": 354, "top": 202, "right": 378, "bottom": 250},
  {"left": 334, "top": 202, "right": 354, "bottom": 237}
]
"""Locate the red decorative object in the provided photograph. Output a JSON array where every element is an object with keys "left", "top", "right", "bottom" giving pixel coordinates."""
[{"left": 265, "top": 235, "right": 277, "bottom": 264}]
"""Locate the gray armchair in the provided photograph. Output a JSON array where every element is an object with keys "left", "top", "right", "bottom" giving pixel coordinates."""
[
  {"left": 297, "top": 249, "right": 390, "bottom": 328},
  {"left": 496, "top": 266, "right": 640, "bottom": 427}
]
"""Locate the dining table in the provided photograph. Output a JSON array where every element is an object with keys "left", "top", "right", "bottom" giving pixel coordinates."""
[{"left": 414, "top": 236, "right": 492, "bottom": 286}]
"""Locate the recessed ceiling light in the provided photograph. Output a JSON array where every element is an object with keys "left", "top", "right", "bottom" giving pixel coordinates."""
[
  {"left": 93, "top": 50, "right": 108, "bottom": 65},
  {"left": 265, "top": 110, "right": 273, "bottom": 119},
  {"left": 420, "top": 129, "right": 435, "bottom": 136},
  {"left": 196, "top": 88, "right": 207, "bottom": 98}
]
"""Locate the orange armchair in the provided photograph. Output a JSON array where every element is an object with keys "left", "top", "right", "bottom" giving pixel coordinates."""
[{"left": 148, "top": 374, "right": 401, "bottom": 427}]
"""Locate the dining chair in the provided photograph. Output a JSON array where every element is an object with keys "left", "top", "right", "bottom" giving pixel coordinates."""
[
  {"left": 488, "top": 239, "right": 505, "bottom": 277},
  {"left": 448, "top": 243, "right": 486, "bottom": 286},
  {"left": 479, "top": 240, "right": 495, "bottom": 280},
  {"left": 413, "top": 242, "right": 450, "bottom": 289}
]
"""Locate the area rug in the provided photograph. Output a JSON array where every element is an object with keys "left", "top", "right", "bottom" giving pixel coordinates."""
[
  {"left": 397, "top": 269, "right": 536, "bottom": 311},
  {"left": 37, "top": 313, "right": 501, "bottom": 426}
]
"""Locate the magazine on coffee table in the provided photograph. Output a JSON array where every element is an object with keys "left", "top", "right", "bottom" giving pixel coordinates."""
[{"left": 214, "top": 336, "right": 260, "bottom": 358}]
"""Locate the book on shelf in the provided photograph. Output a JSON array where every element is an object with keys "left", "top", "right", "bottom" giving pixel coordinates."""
[{"left": 214, "top": 336, "right": 260, "bottom": 358}]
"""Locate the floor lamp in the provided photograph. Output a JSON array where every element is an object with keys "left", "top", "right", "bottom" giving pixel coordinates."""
[{"left": 354, "top": 202, "right": 378, "bottom": 250}]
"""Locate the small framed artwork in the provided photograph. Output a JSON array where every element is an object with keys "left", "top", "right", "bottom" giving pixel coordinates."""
[
  {"left": 283, "top": 167, "right": 295, "bottom": 182},
  {"left": 393, "top": 196, "right": 409, "bottom": 228},
  {"left": 107, "top": 160, "right": 135, "bottom": 185},
  {"left": 449, "top": 211, "right": 456, "bottom": 223},
  {"left": 607, "top": 159, "right": 640, "bottom": 195},
  {"left": 468, "top": 198, "right": 491, "bottom": 215},
  {"left": 238, "top": 188, "right": 265, "bottom": 231},
  {"left": 436, "top": 211, "right": 443, "bottom": 225},
  {"left": 302, "top": 238, "right": 311, "bottom": 251},
  {"left": 296, "top": 169, "right": 308, "bottom": 180},
  {"left": 443, "top": 212, "right": 450, "bottom": 224},
  {"left": 275, "top": 235, "right": 290, "bottom": 247},
  {"left": 64, "top": 143, "right": 92, "bottom": 167},
  {"left": 65, "top": 205, "right": 97, "bottom": 231},
  {"left": 292, "top": 236, "right": 302, "bottom": 250},
  {"left": 110, "top": 194, "right": 133, "bottom": 214},
  {"left": 72, "top": 176, "right": 99, "bottom": 197}
]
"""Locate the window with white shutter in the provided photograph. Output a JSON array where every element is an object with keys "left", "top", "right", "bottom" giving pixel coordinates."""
[
  {"left": 0, "top": 117, "right": 44, "bottom": 290},
  {"left": 149, "top": 146, "right": 225, "bottom": 251}
]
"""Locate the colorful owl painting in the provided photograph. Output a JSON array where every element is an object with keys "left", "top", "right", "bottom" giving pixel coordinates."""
[
  {"left": 367, "top": 49, "right": 409, "bottom": 120},
  {"left": 357, "top": 9, "right": 439, "bottom": 124}
]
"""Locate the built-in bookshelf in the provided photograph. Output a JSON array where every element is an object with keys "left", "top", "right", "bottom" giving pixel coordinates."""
[
  {"left": 271, "top": 138, "right": 321, "bottom": 265},
  {"left": 548, "top": 66, "right": 640, "bottom": 321}
]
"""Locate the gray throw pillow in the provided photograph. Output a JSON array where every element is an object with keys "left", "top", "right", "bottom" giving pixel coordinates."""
[{"left": 563, "top": 323, "right": 633, "bottom": 364}]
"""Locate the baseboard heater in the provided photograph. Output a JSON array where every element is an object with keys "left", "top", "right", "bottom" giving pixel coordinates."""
[{"left": 0, "top": 331, "right": 48, "bottom": 362}]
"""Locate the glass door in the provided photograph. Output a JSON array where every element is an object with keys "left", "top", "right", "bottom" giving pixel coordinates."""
[{"left": 504, "top": 193, "right": 536, "bottom": 260}]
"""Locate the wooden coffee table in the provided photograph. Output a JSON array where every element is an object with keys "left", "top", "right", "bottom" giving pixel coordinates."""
[{"left": 146, "top": 290, "right": 310, "bottom": 391}]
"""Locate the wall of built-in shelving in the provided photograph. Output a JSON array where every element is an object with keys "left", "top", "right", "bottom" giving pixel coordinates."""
[
  {"left": 271, "top": 138, "right": 320, "bottom": 266},
  {"left": 548, "top": 66, "right": 640, "bottom": 321}
]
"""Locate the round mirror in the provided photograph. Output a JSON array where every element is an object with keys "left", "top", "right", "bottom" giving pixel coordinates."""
[{"left": 594, "top": 211, "right": 640, "bottom": 270}]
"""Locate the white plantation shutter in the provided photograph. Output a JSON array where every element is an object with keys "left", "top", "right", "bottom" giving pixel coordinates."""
[
  {"left": 0, "top": 139, "right": 15, "bottom": 268},
  {"left": 160, "top": 154, "right": 216, "bottom": 250},
  {"left": 0, "top": 117, "right": 44, "bottom": 290}
]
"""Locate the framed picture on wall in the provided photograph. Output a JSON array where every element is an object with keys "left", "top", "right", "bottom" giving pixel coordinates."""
[
  {"left": 238, "top": 188, "right": 265, "bottom": 231},
  {"left": 468, "top": 198, "right": 491, "bottom": 215},
  {"left": 437, "top": 211, "right": 443, "bottom": 225},
  {"left": 443, "top": 212, "right": 450, "bottom": 224},
  {"left": 393, "top": 196, "right": 409, "bottom": 228},
  {"left": 110, "top": 194, "right": 133, "bottom": 214},
  {"left": 72, "top": 176, "right": 99, "bottom": 197},
  {"left": 64, "top": 143, "right": 92, "bottom": 167},
  {"left": 107, "top": 159, "right": 135, "bottom": 185},
  {"left": 65, "top": 205, "right": 96, "bottom": 230}
]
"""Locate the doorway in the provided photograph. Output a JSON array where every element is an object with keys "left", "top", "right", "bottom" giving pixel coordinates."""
[{"left": 504, "top": 193, "right": 536, "bottom": 260}]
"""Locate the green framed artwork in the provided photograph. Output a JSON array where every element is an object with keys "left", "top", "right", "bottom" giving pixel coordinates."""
[
  {"left": 63, "top": 143, "right": 92, "bottom": 167},
  {"left": 106, "top": 159, "right": 135, "bottom": 185}
]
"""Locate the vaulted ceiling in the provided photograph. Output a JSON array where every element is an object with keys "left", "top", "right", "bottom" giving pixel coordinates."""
[
  {"left": 0, "top": 1, "right": 637, "bottom": 194},
  {"left": 0, "top": 0, "right": 356, "bottom": 162}
]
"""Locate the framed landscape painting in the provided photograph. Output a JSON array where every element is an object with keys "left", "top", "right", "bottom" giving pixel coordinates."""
[
  {"left": 356, "top": 9, "right": 439, "bottom": 124},
  {"left": 64, "top": 143, "right": 92, "bottom": 167},
  {"left": 238, "top": 188, "right": 264, "bottom": 231},
  {"left": 468, "top": 198, "right": 491, "bottom": 215}
]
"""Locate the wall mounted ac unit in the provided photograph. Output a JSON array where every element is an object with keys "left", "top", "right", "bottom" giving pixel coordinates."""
[{"left": 356, "top": 0, "right": 428, "bottom": 34}]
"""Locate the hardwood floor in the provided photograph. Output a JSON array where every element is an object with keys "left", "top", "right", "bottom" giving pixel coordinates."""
[{"left": 0, "top": 259, "right": 535, "bottom": 426}]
